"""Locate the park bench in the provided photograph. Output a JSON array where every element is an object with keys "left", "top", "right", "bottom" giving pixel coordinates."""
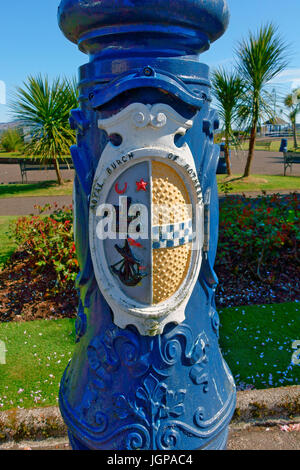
[
  {"left": 255, "top": 141, "right": 272, "bottom": 151},
  {"left": 19, "top": 160, "right": 74, "bottom": 183},
  {"left": 283, "top": 151, "right": 300, "bottom": 176}
]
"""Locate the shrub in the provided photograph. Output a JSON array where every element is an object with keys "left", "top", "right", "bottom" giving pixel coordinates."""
[
  {"left": 0, "top": 129, "right": 24, "bottom": 152},
  {"left": 12, "top": 204, "right": 79, "bottom": 290},
  {"left": 217, "top": 192, "right": 299, "bottom": 281}
]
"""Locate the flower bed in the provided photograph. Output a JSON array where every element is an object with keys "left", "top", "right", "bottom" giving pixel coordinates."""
[
  {"left": 0, "top": 204, "right": 78, "bottom": 323},
  {"left": 215, "top": 192, "right": 299, "bottom": 308},
  {"left": 0, "top": 194, "right": 299, "bottom": 323}
]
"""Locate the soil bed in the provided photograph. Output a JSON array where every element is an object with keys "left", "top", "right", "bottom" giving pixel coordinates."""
[
  {"left": 0, "top": 250, "right": 77, "bottom": 323},
  {"left": 0, "top": 249, "right": 298, "bottom": 323},
  {"left": 215, "top": 261, "right": 299, "bottom": 309}
]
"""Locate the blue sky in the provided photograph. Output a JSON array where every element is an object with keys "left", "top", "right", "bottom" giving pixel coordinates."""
[{"left": 1, "top": 0, "right": 300, "bottom": 122}]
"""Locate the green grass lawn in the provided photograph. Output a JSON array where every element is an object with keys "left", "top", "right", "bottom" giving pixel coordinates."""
[
  {"left": 232, "top": 139, "right": 300, "bottom": 153},
  {"left": 0, "top": 152, "right": 24, "bottom": 159},
  {"left": 0, "top": 216, "right": 17, "bottom": 268},
  {"left": 0, "top": 151, "right": 38, "bottom": 159},
  {"left": 0, "top": 303, "right": 299, "bottom": 411},
  {"left": 217, "top": 174, "right": 300, "bottom": 193},
  {"left": 266, "top": 140, "right": 300, "bottom": 153},
  {"left": 0, "top": 319, "right": 76, "bottom": 411},
  {"left": 0, "top": 151, "right": 70, "bottom": 159},
  {"left": 219, "top": 302, "right": 300, "bottom": 390},
  {"left": 0, "top": 181, "right": 73, "bottom": 199}
]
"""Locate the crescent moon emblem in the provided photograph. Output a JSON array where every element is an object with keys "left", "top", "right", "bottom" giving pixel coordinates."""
[{"left": 115, "top": 182, "right": 128, "bottom": 194}]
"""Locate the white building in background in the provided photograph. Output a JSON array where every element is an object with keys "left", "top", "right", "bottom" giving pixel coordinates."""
[{"left": 260, "top": 117, "right": 290, "bottom": 136}]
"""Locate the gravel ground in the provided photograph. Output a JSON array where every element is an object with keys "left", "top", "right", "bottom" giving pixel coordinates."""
[
  {"left": 1, "top": 423, "right": 300, "bottom": 450},
  {"left": 227, "top": 422, "right": 300, "bottom": 450}
]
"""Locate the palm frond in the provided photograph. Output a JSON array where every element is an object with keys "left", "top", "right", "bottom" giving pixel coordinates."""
[
  {"left": 235, "top": 23, "right": 289, "bottom": 92},
  {"left": 211, "top": 67, "right": 245, "bottom": 135}
]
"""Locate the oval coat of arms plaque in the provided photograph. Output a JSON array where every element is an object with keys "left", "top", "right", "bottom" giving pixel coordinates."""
[{"left": 89, "top": 103, "right": 204, "bottom": 335}]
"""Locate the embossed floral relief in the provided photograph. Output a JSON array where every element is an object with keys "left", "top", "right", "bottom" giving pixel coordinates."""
[{"left": 115, "top": 374, "right": 186, "bottom": 427}]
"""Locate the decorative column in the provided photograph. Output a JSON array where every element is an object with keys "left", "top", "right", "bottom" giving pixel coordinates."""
[{"left": 58, "top": 0, "right": 236, "bottom": 450}]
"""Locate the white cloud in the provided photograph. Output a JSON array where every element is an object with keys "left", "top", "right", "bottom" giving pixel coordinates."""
[{"left": 270, "top": 68, "right": 300, "bottom": 91}]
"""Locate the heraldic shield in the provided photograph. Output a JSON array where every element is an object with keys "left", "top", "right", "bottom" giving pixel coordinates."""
[{"left": 89, "top": 103, "right": 204, "bottom": 336}]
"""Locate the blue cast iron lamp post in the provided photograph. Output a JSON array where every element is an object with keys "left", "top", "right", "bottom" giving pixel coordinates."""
[{"left": 57, "top": 0, "right": 236, "bottom": 450}]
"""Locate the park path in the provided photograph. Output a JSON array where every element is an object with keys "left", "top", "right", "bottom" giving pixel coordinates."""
[
  {"left": 1, "top": 150, "right": 300, "bottom": 186},
  {"left": 0, "top": 150, "right": 299, "bottom": 216},
  {"left": 230, "top": 149, "right": 300, "bottom": 176},
  {"left": 0, "top": 164, "right": 74, "bottom": 184}
]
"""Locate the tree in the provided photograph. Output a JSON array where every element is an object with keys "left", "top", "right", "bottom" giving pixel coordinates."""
[
  {"left": 284, "top": 88, "right": 300, "bottom": 149},
  {"left": 10, "top": 75, "right": 78, "bottom": 185},
  {"left": 235, "top": 23, "right": 289, "bottom": 177},
  {"left": 211, "top": 68, "right": 245, "bottom": 176}
]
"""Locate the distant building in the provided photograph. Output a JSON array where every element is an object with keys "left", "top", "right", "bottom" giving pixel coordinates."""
[{"left": 260, "top": 117, "right": 289, "bottom": 136}]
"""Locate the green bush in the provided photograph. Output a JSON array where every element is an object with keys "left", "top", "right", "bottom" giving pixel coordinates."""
[
  {"left": 12, "top": 204, "right": 79, "bottom": 290},
  {"left": 0, "top": 129, "right": 24, "bottom": 152}
]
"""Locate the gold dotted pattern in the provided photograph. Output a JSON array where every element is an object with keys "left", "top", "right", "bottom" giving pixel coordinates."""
[
  {"left": 152, "top": 161, "right": 192, "bottom": 304},
  {"left": 152, "top": 161, "right": 192, "bottom": 225},
  {"left": 152, "top": 244, "right": 191, "bottom": 304}
]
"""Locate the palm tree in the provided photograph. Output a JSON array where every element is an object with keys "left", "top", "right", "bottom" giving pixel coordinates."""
[
  {"left": 10, "top": 75, "right": 78, "bottom": 185},
  {"left": 284, "top": 88, "right": 300, "bottom": 149},
  {"left": 235, "top": 23, "right": 289, "bottom": 177},
  {"left": 211, "top": 68, "right": 245, "bottom": 176}
]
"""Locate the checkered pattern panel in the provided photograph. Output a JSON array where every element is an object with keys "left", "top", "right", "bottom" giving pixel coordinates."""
[{"left": 152, "top": 219, "right": 194, "bottom": 249}]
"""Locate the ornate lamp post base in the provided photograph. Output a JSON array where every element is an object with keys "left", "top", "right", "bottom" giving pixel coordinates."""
[{"left": 57, "top": 0, "right": 235, "bottom": 451}]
